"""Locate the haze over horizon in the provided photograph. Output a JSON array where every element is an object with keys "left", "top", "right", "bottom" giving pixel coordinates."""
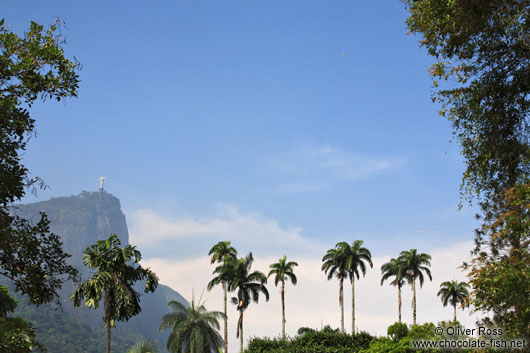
[{"left": 5, "top": 0, "right": 483, "bottom": 351}]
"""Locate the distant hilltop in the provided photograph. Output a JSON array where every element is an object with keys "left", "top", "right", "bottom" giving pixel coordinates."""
[
  {"left": 14, "top": 190, "right": 129, "bottom": 272},
  {"left": 11, "top": 190, "right": 187, "bottom": 352}
]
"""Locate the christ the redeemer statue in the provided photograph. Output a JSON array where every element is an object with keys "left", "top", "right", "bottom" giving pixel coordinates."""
[{"left": 98, "top": 176, "right": 107, "bottom": 190}]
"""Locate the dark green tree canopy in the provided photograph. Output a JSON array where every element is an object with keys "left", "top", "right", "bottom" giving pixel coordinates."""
[
  {"left": 0, "top": 18, "right": 80, "bottom": 305},
  {"left": 403, "top": 0, "right": 530, "bottom": 206},
  {"left": 72, "top": 234, "right": 158, "bottom": 353},
  {"left": 0, "top": 19, "right": 80, "bottom": 206},
  {"left": 71, "top": 234, "right": 159, "bottom": 325},
  {"left": 404, "top": 1, "right": 530, "bottom": 336},
  {"left": 0, "top": 286, "right": 43, "bottom": 352}
]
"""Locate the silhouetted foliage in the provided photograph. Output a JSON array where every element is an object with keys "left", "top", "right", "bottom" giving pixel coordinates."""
[{"left": 0, "top": 18, "right": 80, "bottom": 306}]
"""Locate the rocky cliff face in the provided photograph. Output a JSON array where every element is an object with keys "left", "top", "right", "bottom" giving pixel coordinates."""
[
  {"left": 13, "top": 190, "right": 186, "bottom": 351},
  {"left": 15, "top": 190, "right": 129, "bottom": 273}
]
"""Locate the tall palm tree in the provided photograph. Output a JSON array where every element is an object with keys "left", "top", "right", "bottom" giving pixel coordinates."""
[
  {"left": 268, "top": 255, "right": 298, "bottom": 339},
  {"left": 380, "top": 258, "right": 408, "bottom": 323},
  {"left": 321, "top": 243, "right": 349, "bottom": 333},
  {"left": 344, "top": 240, "right": 373, "bottom": 333},
  {"left": 437, "top": 280, "right": 470, "bottom": 322},
  {"left": 207, "top": 241, "right": 237, "bottom": 353},
  {"left": 159, "top": 296, "right": 225, "bottom": 353},
  {"left": 398, "top": 249, "right": 432, "bottom": 325},
  {"left": 229, "top": 253, "right": 269, "bottom": 353},
  {"left": 127, "top": 340, "right": 159, "bottom": 353},
  {"left": 71, "top": 234, "right": 158, "bottom": 353}
]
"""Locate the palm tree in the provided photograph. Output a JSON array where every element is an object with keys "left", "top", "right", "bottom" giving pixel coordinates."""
[
  {"left": 437, "top": 280, "right": 470, "bottom": 322},
  {"left": 268, "top": 255, "right": 298, "bottom": 339},
  {"left": 380, "top": 257, "right": 408, "bottom": 323},
  {"left": 398, "top": 249, "right": 432, "bottom": 325},
  {"left": 344, "top": 240, "right": 373, "bottom": 333},
  {"left": 207, "top": 241, "right": 237, "bottom": 353},
  {"left": 127, "top": 340, "right": 159, "bottom": 353},
  {"left": 321, "top": 243, "right": 349, "bottom": 333},
  {"left": 71, "top": 234, "right": 158, "bottom": 353},
  {"left": 159, "top": 296, "right": 225, "bottom": 353},
  {"left": 229, "top": 253, "right": 269, "bottom": 353}
]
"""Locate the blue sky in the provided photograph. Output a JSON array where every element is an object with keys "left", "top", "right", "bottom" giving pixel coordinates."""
[{"left": 6, "top": 1, "right": 482, "bottom": 344}]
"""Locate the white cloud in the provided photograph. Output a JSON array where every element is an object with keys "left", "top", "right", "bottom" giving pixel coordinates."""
[
  {"left": 127, "top": 204, "right": 321, "bottom": 257},
  {"left": 141, "top": 240, "right": 481, "bottom": 352},
  {"left": 269, "top": 139, "right": 405, "bottom": 192}
]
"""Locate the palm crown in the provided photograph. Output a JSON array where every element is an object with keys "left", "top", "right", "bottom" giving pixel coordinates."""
[
  {"left": 71, "top": 234, "right": 158, "bottom": 353},
  {"left": 230, "top": 253, "right": 269, "bottom": 311},
  {"left": 268, "top": 255, "right": 298, "bottom": 286},
  {"left": 209, "top": 240, "right": 238, "bottom": 265},
  {"left": 322, "top": 245, "right": 349, "bottom": 281},
  {"left": 229, "top": 252, "right": 269, "bottom": 352},
  {"left": 159, "top": 296, "right": 225, "bottom": 353},
  {"left": 345, "top": 240, "right": 373, "bottom": 280},
  {"left": 398, "top": 249, "right": 432, "bottom": 287},
  {"left": 437, "top": 280, "right": 470, "bottom": 322}
]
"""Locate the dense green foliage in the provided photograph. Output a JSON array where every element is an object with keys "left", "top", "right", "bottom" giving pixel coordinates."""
[
  {"left": 15, "top": 295, "right": 142, "bottom": 352},
  {"left": 0, "top": 278, "right": 147, "bottom": 353},
  {"left": 386, "top": 322, "right": 408, "bottom": 342},
  {"left": 464, "top": 181, "right": 530, "bottom": 339},
  {"left": 403, "top": 1, "right": 530, "bottom": 340},
  {"left": 72, "top": 234, "right": 159, "bottom": 353},
  {"left": 159, "top": 298, "right": 224, "bottom": 353},
  {"left": 360, "top": 322, "right": 475, "bottom": 353},
  {"left": 0, "top": 284, "right": 17, "bottom": 316},
  {"left": 0, "top": 18, "right": 80, "bottom": 306},
  {"left": 244, "top": 329, "right": 374, "bottom": 353},
  {"left": 403, "top": 0, "right": 530, "bottom": 207},
  {"left": 0, "top": 285, "right": 43, "bottom": 352}
]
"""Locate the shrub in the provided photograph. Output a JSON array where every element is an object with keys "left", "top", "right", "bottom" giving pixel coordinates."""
[{"left": 245, "top": 329, "right": 374, "bottom": 353}]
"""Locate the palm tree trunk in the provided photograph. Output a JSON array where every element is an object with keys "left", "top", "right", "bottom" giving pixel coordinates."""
[
  {"left": 351, "top": 276, "right": 355, "bottom": 334},
  {"left": 240, "top": 312, "right": 244, "bottom": 353},
  {"left": 453, "top": 303, "right": 457, "bottom": 322},
  {"left": 398, "top": 285, "right": 402, "bottom": 323},
  {"left": 237, "top": 309, "right": 244, "bottom": 353},
  {"left": 104, "top": 286, "right": 111, "bottom": 353},
  {"left": 339, "top": 278, "right": 344, "bottom": 333},
  {"left": 281, "top": 280, "right": 286, "bottom": 339},
  {"left": 412, "top": 276, "right": 416, "bottom": 325},
  {"left": 223, "top": 281, "right": 228, "bottom": 353}
]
